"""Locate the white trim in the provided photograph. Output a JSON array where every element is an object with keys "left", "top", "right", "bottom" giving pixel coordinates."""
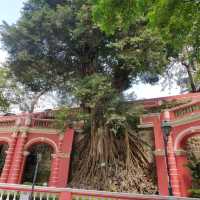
[
  {"left": 0, "top": 137, "right": 11, "bottom": 145},
  {"left": 0, "top": 183, "right": 198, "bottom": 200},
  {"left": 174, "top": 126, "right": 200, "bottom": 151},
  {"left": 24, "top": 137, "right": 58, "bottom": 153}
]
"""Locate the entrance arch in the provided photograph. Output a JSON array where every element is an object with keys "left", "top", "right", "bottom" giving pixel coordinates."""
[
  {"left": 24, "top": 137, "right": 58, "bottom": 153},
  {"left": 0, "top": 142, "right": 9, "bottom": 175},
  {"left": 185, "top": 136, "right": 200, "bottom": 189},
  {"left": 21, "top": 137, "right": 58, "bottom": 186},
  {"left": 174, "top": 127, "right": 200, "bottom": 196},
  {"left": 22, "top": 143, "right": 54, "bottom": 186},
  {"left": 174, "top": 126, "right": 200, "bottom": 151}
]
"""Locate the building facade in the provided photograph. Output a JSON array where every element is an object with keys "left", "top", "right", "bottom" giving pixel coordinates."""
[
  {"left": 0, "top": 92, "right": 200, "bottom": 198},
  {"left": 139, "top": 92, "right": 200, "bottom": 197},
  {"left": 0, "top": 112, "right": 74, "bottom": 187}
]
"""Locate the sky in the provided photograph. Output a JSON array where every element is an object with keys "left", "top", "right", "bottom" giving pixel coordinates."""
[
  {"left": 0, "top": 0, "right": 25, "bottom": 64},
  {"left": 0, "top": 0, "right": 181, "bottom": 101}
]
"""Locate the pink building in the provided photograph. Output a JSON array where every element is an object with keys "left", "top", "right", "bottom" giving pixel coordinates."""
[
  {"left": 0, "top": 111, "right": 74, "bottom": 187},
  {"left": 0, "top": 93, "right": 199, "bottom": 200}
]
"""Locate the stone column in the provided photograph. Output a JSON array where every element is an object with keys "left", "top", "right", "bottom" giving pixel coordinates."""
[
  {"left": 48, "top": 135, "right": 63, "bottom": 187},
  {"left": 153, "top": 116, "right": 169, "bottom": 196},
  {"left": 7, "top": 132, "right": 27, "bottom": 183},
  {"left": 57, "top": 129, "right": 74, "bottom": 187},
  {"left": 154, "top": 149, "right": 169, "bottom": 195},
  {"left": 175, "top": 149, "right": 191, "bottom": 197},
  {"left": 48, "top": 154, "right": 60, "bottom": 187},
  {"left": 18, "top": 151, "right": 30, "bottom": 184},
  {"left": 0, "top": 132, "right": 18, "bottom": 183},
  {"left": 167, "top": 135, "right": 181, "bottom": 196}
]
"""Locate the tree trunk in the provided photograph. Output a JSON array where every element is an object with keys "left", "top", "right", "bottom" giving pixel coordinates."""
[{"left": 182, "top": 62, "right": 197, "bottom": 92}]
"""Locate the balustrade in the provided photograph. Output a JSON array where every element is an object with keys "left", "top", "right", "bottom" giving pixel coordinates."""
[
  {"left": 0, "top": 190, "right": 58, "bottom": 200},
  {"left": 31, "top": 118, "right": 55, "bottom": 129},
  {"left": 0, "top": 117, "right": 16, "bottom": 127},
  {"left": 0, "top": 184, "right": 59, "bottom": 200},
  {"left": 173, "top": 102, "right": 200, "bottom": 119},
  {"left": 0, "top": 116, "right": 56, "bottom": 130},
  {"left": 0, "top": 183, "right": 198, "bottom": 200},
  {"left": 0, "top": 108, "right": 82, "bottom": 129}
]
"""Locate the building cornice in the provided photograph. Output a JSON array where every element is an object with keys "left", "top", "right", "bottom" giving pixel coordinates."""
[
  {"left": 170, "top": 113, "right": 200, "bottom": 127},
  {"left": 0, "top": 126, "right": 60, "bottom": 134}
]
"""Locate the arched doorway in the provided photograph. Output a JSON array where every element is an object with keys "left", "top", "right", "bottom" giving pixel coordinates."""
[
  {"left": 174, "top": 130, "right": 200, "bottom": 197},
  {"left": 186, "top": 136, "right": 200, "bottom": 189},
  {"left": 0, "top": 143, "right": 8, "bottom": 175},
  {"left": 22, "top": 143, "right": 54, "bottom": 186}
]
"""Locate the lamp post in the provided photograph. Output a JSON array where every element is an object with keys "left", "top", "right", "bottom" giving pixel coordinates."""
[
  {"left": 29, "top": 153, "right": 42, "bottom": 200},
  {"left": 161, "top": 120, "right": 173, "bottom": 196}
]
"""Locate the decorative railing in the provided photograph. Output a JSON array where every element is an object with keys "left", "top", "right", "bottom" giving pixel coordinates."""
[
  {"left": 0, "top": 189, "right": 58, "bottom": 200},
  {"left": 0, "top": 115, "right": 57, "bottom": 130},
  {"left": 31, "top": 118, "right": 56, "bottom": 129},
  {"left": 0, "top": 108, "right": 82, "bottom": 130},
  {"left": 0, "top": 184, "right": 59, "bottom": 200},
  {"left": 172, "top": 102, "right": 200, "bottom": 119},
  {"left": 0, "top": 183, "right": 198, "bottom": 200},
  {"left": 0, "top": 117, "right": 16, "bottom": 127}
]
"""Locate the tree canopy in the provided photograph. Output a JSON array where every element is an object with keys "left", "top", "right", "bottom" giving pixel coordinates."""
[
  {"left": 0, "top": 0, "right": 180, "bottom": 193},
  {"left": 149, "top": 0, "right": 200, "bottom": 91},
  {"left": 0, "top": 0, "right": 167, "bottom": 96},
  {"left": 92, "top": 0, "right": 200, "bottom": 92},
  {"left": 92, "top": 0, "right": 154, "bottom": 34},
  {"left": 0, "top": 69, "right": 9, "bottom": 112}
]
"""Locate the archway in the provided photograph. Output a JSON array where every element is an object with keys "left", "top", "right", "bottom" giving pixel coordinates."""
[
  {"left": 22, "top": 143, "right": 54, "bottom": 186},
  {"left": 0, "top": 143, "right": 8, "bottom": 175},
  {"left": 174, "top": 128, "right": 200, "bottom": 196},
  {"left": 185, "top": 136, "right": 200, "bottom": 190}
]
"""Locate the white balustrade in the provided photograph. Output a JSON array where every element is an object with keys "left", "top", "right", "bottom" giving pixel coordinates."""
[
  {"left": 0, "top": 183, "right": 199, "bottom": 200},
  {"left": 0, "top": 189, "right": 58, "bottom": 200}
]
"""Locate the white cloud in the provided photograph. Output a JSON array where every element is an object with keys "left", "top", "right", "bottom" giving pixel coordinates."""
[
  {"left": 126, "top": 78, "right": 181, "bottom": 100},
  {"left": 0, "top": 50, "right": 7, "bottom": 66}
]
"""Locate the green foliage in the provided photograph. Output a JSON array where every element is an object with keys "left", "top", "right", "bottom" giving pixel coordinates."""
[
  {"left": 1, "top": 0, "right": 167, "bottom": 97},
  {"left": 0, "top": 0, "right": 168, "bottom": 192},
  {"left": 92, "top": 1, "right": 167, "bottom": 86},
  {"left": 92, "top": 0, "right": 138, "bottom": 35},
  {"left": 92, "top": 0, "right": 200, "bottom": 92},
  {"left": 1, "top": 0, "right": 113, "bottom": 93},
  {"left": 1, "top": 2, "right": 75, "bottom": 92},
  {"left": 189, "top": 189, "right": 200, "bottom": 198},
  {"left": 74, "top": 74, "right": 115, "bottom": 107},
  {"left": 73, "top": 74, "right": 143, "bottom": 135},
  {"left": 112, "top": 24, "right": 167, "bottom": 84},
  {"left": 187, "top": 155, "right": 200, "bottom": 187},
  {"left": 54, "top": 107, "right": 73, "bottom": 132},
  {"left": 149, "top": 0, "right": 200, "bottom": 56},
  {"left": 149, "top": 0, "right": 200, "bottom": 91},
  {"left": 54, "top": 107, "right": 69, "bottom": 133},
  {"left": 0, "top": 94, "right": 9, "bottom": 112},
  {"left": 92, "top": 0, "right": 154, "bottom": 34},
  {"left": 54, "top": 74, "right": 143, "bottom": 136},
  {"left": 0, "top": 68, "right": 48, "bottom": 112},
  {"left": 0, "top": 69, "right": 10, "bottom": 112},
  {"left": 187, "top": 154, "right": 200, "bottom": 197}
]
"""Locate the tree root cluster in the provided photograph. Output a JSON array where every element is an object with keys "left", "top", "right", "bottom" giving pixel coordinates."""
[{"left": 68, "top": 129, "right": 157, "bottom": 194}]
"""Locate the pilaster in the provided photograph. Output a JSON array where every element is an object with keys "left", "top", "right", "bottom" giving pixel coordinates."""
[
  {"left": 167, "top": 135, "right": 181, "bottom": 196},
  {"left": 7, "top": 132, "right": 28, "bottom": 183},
  {"left": 18, "top": 151, "right": 30, "bottom": 184},
  {"left": 48, "top": 153, "right": 60, "bottom": 187},
  {"left": 0, "top": 132, "right": 18, "bottom": 183}
]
